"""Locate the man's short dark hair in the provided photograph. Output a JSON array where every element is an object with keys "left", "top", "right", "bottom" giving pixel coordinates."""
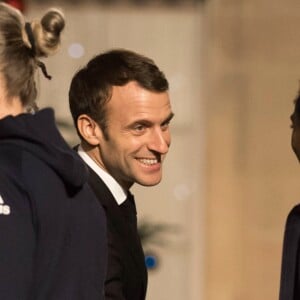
[{"left": 69, "top": 48, "right": 169, "bottom": 138}]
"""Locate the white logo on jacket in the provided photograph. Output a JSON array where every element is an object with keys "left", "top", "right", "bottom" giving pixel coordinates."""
[{"left": 0, "top": 195, "right": 10, "bottom": 215}]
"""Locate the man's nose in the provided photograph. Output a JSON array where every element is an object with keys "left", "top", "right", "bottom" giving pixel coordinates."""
[{"left": 147, "top": 128, "right": 170, "bottom": 154}]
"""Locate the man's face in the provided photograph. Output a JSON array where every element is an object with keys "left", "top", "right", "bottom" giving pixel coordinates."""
[
  {"left": 291, "top": 98, "right": 300, "bottom": 161},
  {"left": 96, "top": 81, "right": 173, "bottom": 190}
]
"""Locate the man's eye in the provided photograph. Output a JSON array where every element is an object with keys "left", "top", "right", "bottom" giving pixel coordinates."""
[
  {"left": 161, "top": 122, "right": 170, "bottom": 131},
  {"left": 134, "top": 124, "right": 146, "bottom": 131}
]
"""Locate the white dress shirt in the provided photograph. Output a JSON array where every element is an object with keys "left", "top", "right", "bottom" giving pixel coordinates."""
[{"left": 77, "top": 145, "right": 127, "bottom": 205}]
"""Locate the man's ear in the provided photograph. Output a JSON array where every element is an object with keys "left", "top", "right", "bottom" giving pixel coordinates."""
[{"left": 77, "top": 114, "right": 103, "bottom": 146}]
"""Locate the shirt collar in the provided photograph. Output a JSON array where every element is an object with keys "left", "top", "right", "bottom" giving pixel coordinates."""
[{"left": 77, "top": 145, "right": 127, "bottom": 205}]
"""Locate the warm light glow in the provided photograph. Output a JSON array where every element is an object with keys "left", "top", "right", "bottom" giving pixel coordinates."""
[{"left": 68, "top": 43, "right": 85, "bottom": 59}]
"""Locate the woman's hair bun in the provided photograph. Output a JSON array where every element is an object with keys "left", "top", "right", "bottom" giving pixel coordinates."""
[{"left": 32, "top": 8, "right": 65, "bottom": 57}]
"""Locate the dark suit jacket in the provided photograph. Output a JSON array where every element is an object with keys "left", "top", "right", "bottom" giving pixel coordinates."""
[
  {"left": 88, "top": 167, "right": 148, "bottom": 300},
  {"left": 279, "top": 205, "right": 300, "bottom": 299}
]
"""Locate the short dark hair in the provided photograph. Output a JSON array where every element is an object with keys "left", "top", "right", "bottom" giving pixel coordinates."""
[{"left": 69, "top": 49, "right": 169, "bottom": 137}]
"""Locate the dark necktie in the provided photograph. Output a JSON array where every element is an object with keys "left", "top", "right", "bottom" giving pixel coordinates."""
[{"left": 120, "top": 191, "right": 137, "bottom": 227}]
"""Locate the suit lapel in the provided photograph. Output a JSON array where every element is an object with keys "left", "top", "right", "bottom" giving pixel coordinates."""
[{"left": 88, "top": 167, "right": 147, "bottom": 282}]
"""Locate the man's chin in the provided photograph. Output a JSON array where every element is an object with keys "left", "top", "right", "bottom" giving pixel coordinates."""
[
  {"left": 293, "top": 153, "right": 300, "bottom": 162},
  {"left": 137, "top": 178, "right": 162, "bottom": 187},
  {"left": 291, "top": 147, "right": 300, "bottom": 162}
]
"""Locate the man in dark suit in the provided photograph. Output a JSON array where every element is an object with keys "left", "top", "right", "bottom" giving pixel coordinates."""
[
  {"left": 68, "top": 49, "right": 174, "bottom": 300},
  {"left": 279, "top": 91, "right": 300, "bottom": 299}
]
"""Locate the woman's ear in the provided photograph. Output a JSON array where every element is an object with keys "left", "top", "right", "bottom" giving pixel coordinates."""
[{"left": 77, "top": 114, "right": 103, "bottom": 146}]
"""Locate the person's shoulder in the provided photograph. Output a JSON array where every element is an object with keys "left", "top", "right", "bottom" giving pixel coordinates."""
[
  {"left": 0, "top": 140, "right": 23, "bottom": 154},
  {"left": 286, "top": 204, "right": 300, "bottom": 227},
  {"left": 0, "top": 142, "right": 23, "bottom": 171},
  {"left": 0, "top": 144, "right": 27, "bottom": 196},
  {"left": 288, "top": 204, "right": 300, "bottom": 216}
]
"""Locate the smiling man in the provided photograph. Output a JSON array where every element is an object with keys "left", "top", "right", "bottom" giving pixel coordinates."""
[{"left": 69, "top": 49, "right": 174, "bottom": 300}]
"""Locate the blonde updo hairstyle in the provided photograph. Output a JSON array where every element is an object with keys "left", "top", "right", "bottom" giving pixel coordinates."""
[{"left": 0, "top": 3, "right": 65, "bottom": 108}]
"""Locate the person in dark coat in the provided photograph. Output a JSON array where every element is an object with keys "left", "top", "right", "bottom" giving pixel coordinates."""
[
  {"left": 69, "top": 49, "right": 174, "bottom": 300},
  {"left": 0, "top": 3, "right": 107, "bottom": 299},
  {"left": 279, "top": 91, "right": 300, "bottom": 299}
]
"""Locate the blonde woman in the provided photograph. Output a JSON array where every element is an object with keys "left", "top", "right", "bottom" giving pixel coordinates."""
[{"left": 0, "top": 3, "right": 106, "bottom": 299}]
